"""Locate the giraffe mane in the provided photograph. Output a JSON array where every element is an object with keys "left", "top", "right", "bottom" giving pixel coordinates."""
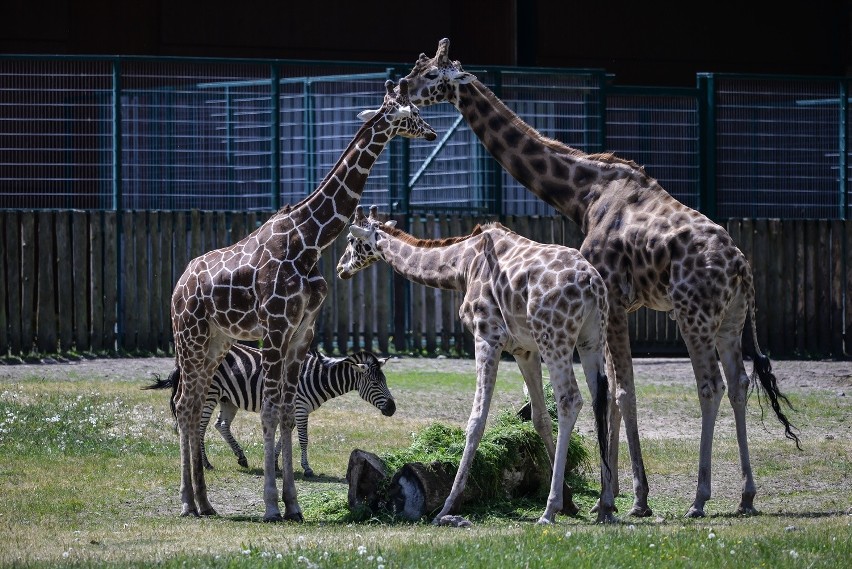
[
  {"left": 475, "top": 84, "right": 651, "bottom": 181},
  {"left": 380, "top": 221, "right": 485, "bottom": 248}
]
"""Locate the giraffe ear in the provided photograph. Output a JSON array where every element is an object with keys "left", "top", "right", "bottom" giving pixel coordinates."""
[
  {"left": 357, "top": 109, "right": 378, "bottom": 122},
  {"left": 383, "top": 220, "right": 397, "bottom": 228},
  {"left": 349, "top": 225, "right": 371, "bottom": 240}
]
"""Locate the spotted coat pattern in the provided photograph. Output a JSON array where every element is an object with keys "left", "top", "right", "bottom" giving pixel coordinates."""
[
  {"left": 170, "top": 80, "right": 436, "bottom": 521},
  {"left": 337, "top": 206, "right": 616, "bottom": 526},
  {"left": 401, "top": 38, "right": 800, "bottom": 519}
]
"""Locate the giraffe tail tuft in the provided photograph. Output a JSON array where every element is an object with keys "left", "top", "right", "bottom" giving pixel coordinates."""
[{"left": 748, "top": 299, "right": 802, "bottom": 451}]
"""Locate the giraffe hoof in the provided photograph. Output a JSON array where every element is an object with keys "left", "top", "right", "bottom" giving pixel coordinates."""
[
  {"left": 284, "top": 512, "right": 304, "bottom": 523},
  {"left": 561, "top": 500, "right": 580, "bottom": 516},
  {"left": 628, "top": 505, "right": 653, "bottom": 517},
  {"left": 303, "top": 469, "right": 315, "bottom": 478},
  {"left": 736, "top": 504, "right": 759, "bottom": 516},
  {"left": 199, "top": 507, "right": 217, "bottom": 517},
  {"left": 434, "top": 515, "right": 472, "bottom": 527},
  {"left": 237, "top": 457, "right": 248, "bottom": 468},
  {"left": 263, "top": 513, "right": 284, "bottom": 523},
  {"left": 180, "top": 508, "right": 200, "bottom": 518},
  {"left": 685, "top": 507, "right": 705, "bottom": 518}
]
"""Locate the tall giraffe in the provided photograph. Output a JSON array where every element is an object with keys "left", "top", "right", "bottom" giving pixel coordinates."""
[
  {"left": 170, "top": 80, "right": 436, "bottom": 522},
  {"left": 401, "top": 38, "right": 800, "bottom": 518},
  {"left": 337, "top": 206, "right": 616, "bottom": 526}
]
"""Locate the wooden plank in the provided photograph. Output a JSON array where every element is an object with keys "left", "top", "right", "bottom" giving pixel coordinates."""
[
  {"left": 337, "top": 235, "right": 352, "bottom": 356},
  {"left": 752, "top": 219, "right": 769, "bottom": 351},
  {"left": 815, "top": 221, "right": 831, "bottom": 357},
  {"left": 794, "top": 220, "right": 806, "bottom": 355},
  {"left": 317, "top": 234, "right": 336, "bottom": 354},
  {"left": 173, "top": 211, "right": 188, "bottom": 290},
  {"left": 391, "top": 214, "right": 407, "bottom": 353},
  {"left": 20, "top": 212, "right": 36, "bottom": 354},
  {"left": 829, "top": 220, "right": 844, "bottom": 358},
  {"left": 766, "top": 220, "right": 784, "bottom": 357},
  {"left": 846, "top": 220, "right": 852, "bottom": 357},
  {"left": 375, "top": 256, "right": 390, "bottom": 355},
  {"left": 103, "top": 212, "right": 118, "bottom": 353},
  {"left": 190, "top": 210, "right": 202, "bottom": 259},
  {"left": 362, "top": 247, "right": 376, "bottom": 353},
  {"left": 3, "top": 212, "right": 21, "bottom": 354},
  {"left": 72, "top": 211, "right": 90, "bottom": 352},
  {"left": 149, "top": 211, "right": 163, "bottom": 353},
  {"left": 804, "top": 220, "right": 818, "bottom": 357},
  {"left": 203, "top": 210, "right": 215, "bottom": 252},
  {"left": 121, "top": 212, "right": 137, "bottom": 352},
  {"left": 89, "top": 213, "right": 104, "bottom": 352},
  {"left": 350, "top": 248, "right": 364, "bottom": 353},
  {"left": 158, "top": 212, "right": 174, "bottom": 353},
  {"left": 0, "top": 213, "right": 11, "bottom": 355},
  {"left": 36, "top": 212, "right": 57, "bottom": 353},
  {"left": 216, "top": 211, "right": 228, "bottom": 248},
  {"left": 779, "top": 220, "right": 796, "bottom": 357},
  {"left": 136, "top": 212, "right": 153, "bottom": 352},
  {"left": 230, "top": 212, "right": 246, "bottom": 243},
  {"left": 55, "top": 211, "right": 73, "bottom": 352}
]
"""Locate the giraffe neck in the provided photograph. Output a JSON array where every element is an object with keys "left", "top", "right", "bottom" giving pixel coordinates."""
[
  {"left": 455, "top": 78, "right": 629, "bottom": 227},
  {"left": 375, "top": 228, "right": 472, "bottom": 291},
  {"left": 286, "top": 122, "right": 392, "bottom": 253}
]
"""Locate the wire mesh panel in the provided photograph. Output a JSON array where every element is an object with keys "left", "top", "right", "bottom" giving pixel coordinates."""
[
  {"left": 122, "top": 60, "right": 273, "bottom": 211},
  {"left": 0, "top": 58, "right": 114, "bottom": 209},
  {"left": 713, "top": 76, "right": 842, "bottom": 219},
  {"left": 606, "top": 89, "right": 700, "bottom": 210}
]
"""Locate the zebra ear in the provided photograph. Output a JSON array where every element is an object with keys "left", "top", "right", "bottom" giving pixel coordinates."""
[{"left": 379, "top": 356, "right": 391, "bottom": 367}]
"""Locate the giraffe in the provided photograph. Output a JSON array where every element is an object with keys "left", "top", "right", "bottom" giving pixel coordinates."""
[
  {"left": 170, "top": 79, "right": 436, "bottom": 522},
  {"left": 336, "top": 206, "right": 616, "bottom": 526},
  {"left": 401, "top": 38, "right": 800, "bottom": 518}
]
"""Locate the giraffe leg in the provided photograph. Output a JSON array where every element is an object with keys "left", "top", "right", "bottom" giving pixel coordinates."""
[
  {"left": 606, "top": 307, "right": 652, "bottom": 517},
  {"left": 433, "top": 338, "right": 500, "bottom": 527},
  {"left": 576, "top": 316, "right": 617, "bottom": 524},
  {"left": 515, "top": 352, "right": 579, "bottom": 516},
  {"left": 716, "top": 297, "right": 758, "bottom": 515},
  {"left": 537, "top": 358, "right": 585, "bottom": 524},
  {"left": 173, "top": 347, "right": 220, "bottom": 517},
  {"left": 681, "top": 330, "right": 726, "bottom": 518}
]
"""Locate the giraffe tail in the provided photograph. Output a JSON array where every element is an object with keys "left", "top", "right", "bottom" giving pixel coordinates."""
[
  {"left": 141, "top": 367, "right": 180, "bottom": 422},
  {"left": 747, "top": 298, "right": 802, "bottom": 450},
  {"left": 592, "top": 369, "right": 612, "bottom": 480}
]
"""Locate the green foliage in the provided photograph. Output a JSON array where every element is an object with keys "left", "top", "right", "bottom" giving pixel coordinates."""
[{"left": 379, "top": 408, "right": 591, "bottom": 503}]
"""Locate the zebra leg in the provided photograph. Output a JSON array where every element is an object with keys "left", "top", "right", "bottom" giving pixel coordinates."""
[
  {"left": 214, "top": 400, "right": 249, "bottom": 468},
  {"left": 296, "top": 410, "right": 313, "bottom": 477}
]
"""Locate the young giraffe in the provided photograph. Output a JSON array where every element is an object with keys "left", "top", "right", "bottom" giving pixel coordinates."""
[
  {"left": 401, "top": 38, "right": 800, "bottom": 518},
  {"left": 170, "top": 80, "right": 436, "bottom": 521},
  {"left": 337, "top": 206, "right": 616, "bottom": 526}
]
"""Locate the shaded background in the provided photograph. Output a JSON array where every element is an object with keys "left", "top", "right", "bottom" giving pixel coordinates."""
[{"left": 2, "top": 0, "right": 850, "bottom": 86}]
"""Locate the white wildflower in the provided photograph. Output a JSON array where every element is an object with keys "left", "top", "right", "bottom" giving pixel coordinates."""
[{"left": 789, "top": 550, "right": 799, "bottom": 559}]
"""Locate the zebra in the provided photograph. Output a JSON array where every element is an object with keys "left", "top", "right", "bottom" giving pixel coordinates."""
[{"left": 144, "top": 343, "right": 396, "bottom": 477}]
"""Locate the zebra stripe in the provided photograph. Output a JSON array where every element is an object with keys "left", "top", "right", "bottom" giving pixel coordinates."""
[{"left": 146, "top": 343, "right": 395, "bottom": 477}]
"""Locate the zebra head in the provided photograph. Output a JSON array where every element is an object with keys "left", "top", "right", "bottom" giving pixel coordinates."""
[{"left": 346, "top": 351, "right": 395, "bottom": 416}]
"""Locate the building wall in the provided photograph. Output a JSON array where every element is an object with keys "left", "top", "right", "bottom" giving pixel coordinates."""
[{"left": 1, "top": 1, "right": 850, "bottom": 86}]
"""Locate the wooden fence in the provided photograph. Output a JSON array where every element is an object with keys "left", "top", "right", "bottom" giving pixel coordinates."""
[{"left": 0, "top": 211, "right": 849, "bottom": 360}]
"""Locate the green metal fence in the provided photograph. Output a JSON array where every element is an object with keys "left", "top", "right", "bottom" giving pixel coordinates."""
[{"left": 2, "top": 55, "right": 851, "bottom": 220}]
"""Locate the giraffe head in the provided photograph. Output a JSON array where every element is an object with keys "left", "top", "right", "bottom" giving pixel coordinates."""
[
  {"left": 336, "top": 205, "right": 396, "bottom": 279},
  {"left": 357, "top": 79, "right": 437, "bottom": 141},
  {"left": 402, "top": 37, "right": 475, "bottom": 108}
]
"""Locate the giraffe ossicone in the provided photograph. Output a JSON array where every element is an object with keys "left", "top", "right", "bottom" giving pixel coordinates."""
[
  {"left": 338, "top": 206, "right": 617, "bottom": 526},
  {"left": 403, "top": 38, "right": 800, "bottom": 519},
  {"left": 169, "top": 80, "right": 435, "bottom": 522}
]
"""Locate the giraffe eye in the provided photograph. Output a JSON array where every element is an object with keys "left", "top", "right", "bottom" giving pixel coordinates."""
[{"left": 424, "top": 71, "right": 439, "bottom": 80}]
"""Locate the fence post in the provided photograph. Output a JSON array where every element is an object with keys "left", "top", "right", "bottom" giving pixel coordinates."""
[
  {"left": 697, "top": 73, "right": 717, "bottom": 221},
  {"left": 112, "top": 58, "right": 124, "bottom": 353},
  {"left": 839, "top": 79, "right": 847, "bottom": 221},
  {"left": 271, "top": 65, "right": 281, "bottom": 211}
]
